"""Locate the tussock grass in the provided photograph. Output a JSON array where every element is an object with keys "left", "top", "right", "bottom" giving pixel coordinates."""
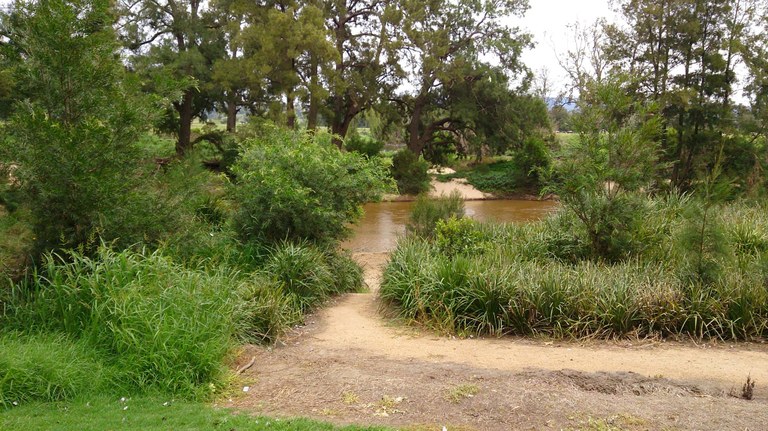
[
  {"left": 0, "top": 333, "right": 105, "bottom": 407},
  {"left": 381, "top": 199, "right": 768, "bottom": 340},
  {"left": 1, "top": 240, "right": 364, "bottom": 404}
]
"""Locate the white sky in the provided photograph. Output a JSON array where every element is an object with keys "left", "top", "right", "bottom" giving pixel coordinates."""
[{"left": 508, "top": 0, "right": 617, "bottom": 91}]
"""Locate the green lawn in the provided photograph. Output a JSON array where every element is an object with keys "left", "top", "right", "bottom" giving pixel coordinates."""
[{"left": 0, "top": 397, "right": 389, "bottom": 431}]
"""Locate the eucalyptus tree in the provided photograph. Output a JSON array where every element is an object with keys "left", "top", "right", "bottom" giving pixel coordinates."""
[
  {"left": 239, "top": 0, "right": 335, "bottom": 129},
  {"left": 391, "top": 0, "right": 536, "bottom": 156},
  {"left": 120, "top": 0, "right": 226, "bottom": 155},
  {"left": 323, "top": 0, "right": 401, "bottom": 146}
]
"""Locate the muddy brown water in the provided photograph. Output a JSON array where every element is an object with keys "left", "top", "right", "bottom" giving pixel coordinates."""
[{"left": 342, "top": 199, "right": 558, "bottom": 252}]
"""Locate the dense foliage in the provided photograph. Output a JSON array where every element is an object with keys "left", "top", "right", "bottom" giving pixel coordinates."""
[{"left": 231, "top": 128, "right": 391, "bottom": 244}]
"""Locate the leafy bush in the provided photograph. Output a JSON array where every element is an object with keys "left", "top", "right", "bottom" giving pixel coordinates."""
[
  {"left": 232, "top": 127, "right": 391, "bottom": 244},
  {"left": 391, "top": 150, "right": 431, "bottom": 195},
  {"left": 435, "top": 217, "right": 486, "bottom": 257},
  {"left": 1, "top": 0, "right": 154, "bottom": 257},
  {"left": 0, "top": 333, "right": 105, "bottom": 407},
  {"left": 512, "top": 136, "right": 552, "bottom": 185},
  {"left": 345, "top": 134, "right": 384, "bottom": 158},
  {"left": 407, "top": 191, "right": 465, "bottom": 238}
]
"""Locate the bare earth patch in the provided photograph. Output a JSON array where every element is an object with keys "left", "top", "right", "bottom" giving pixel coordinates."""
[{"left": 228, "top": 252, "right": 768, "bottom": 430}]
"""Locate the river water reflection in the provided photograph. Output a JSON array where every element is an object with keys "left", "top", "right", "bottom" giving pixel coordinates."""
[{"left": 343, "top": 200, "right": 559, "bottom": 253}]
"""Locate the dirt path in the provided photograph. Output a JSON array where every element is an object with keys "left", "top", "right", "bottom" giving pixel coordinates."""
[{"left": 230, "top": 253, "right": 768, "bottom": 430}]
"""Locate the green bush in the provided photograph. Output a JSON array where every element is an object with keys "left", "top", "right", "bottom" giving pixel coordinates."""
[
  {"left": 512, "top": 136, "right": 551, "bottom": 185},
  {"left": 232, "top": 127, "right": 391, "bottom": 244},
  {"left": 407, "top": 191, "right": 465, "bottom": 238},
  {"left": 0, "top": 333, "right": 105, "bottom": 407},
  {"left": 345, "top": 134, "right": 384, "bottom": 158},
  {"left": 1, "top": 0, "right": 154, "bottom": 257},
  {"left": 435, "top": 217, "right": 486, "bottom": 257},
  {"left": 6, "top": 247, "right": 239, "bottom": 397},
  {"left": 391, "top": 150, "right": 430, "bottom": 195}
]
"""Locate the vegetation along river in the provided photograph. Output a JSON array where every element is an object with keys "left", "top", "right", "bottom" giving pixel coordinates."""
[{"left": 343, "top": 200, "right": 558, "bottom": 253}]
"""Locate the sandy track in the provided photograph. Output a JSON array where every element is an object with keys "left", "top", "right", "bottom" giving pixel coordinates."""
[{"left": 231, "top": 252, "right": 768, "bottom": 430}]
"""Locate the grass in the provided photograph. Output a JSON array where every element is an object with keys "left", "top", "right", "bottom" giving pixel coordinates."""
[
  {"left": 445, "top": 384, "right": 479, "bottom": 403},
  {"left": 0, "top": 397, "right": 390, "bottom": 431},
  {"left": 380, "top": 198, "right": 768, "bottom": 340},
  {"left": 434, "top": 158, "right": 535, "bottom": 195},
  {"left": 1, "top": 242, "right": 364, "bottom": 405}
]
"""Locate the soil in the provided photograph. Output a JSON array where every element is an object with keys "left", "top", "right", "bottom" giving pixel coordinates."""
[{"left": 229, "top": 252, "right": 768, "bottom": 431}]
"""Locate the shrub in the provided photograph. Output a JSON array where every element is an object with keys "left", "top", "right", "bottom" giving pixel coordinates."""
[
  {"left": 1, "top": 0, "right": 154, "bottom": 257},
  {"left": 435, "top": 217, "right": 486, "bottom": 257},
  {"left": 407, "top": 191, "right": 465, "bottom": 238},
  {"left": 345, "top": 134, "right": 384, "bottom": 158},
  {"left": 391, "top": 150, "right": 430, "bottom": 195},
  {"left": 512, "top": 136, "right": 552, "bottom": 185},
  {"left": 231, "top": 127, "right": 392, "bottom": 244}
]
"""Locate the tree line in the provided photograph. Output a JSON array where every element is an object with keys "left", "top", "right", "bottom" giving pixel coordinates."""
[
  {"left": 1, "top": 0, "right": 550, "bottom": 159},
  {"left": 556, "top": 0, "right": 768, "bottom": 192}
]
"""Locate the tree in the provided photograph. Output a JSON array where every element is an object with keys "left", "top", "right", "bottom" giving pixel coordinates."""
[
  {"left": 1, "top": 0, "right": 151, "bottom": 255},
  {"left": 391, "top": 0, "right": 536, "bottom": 156},
  {"left": 606, "top": 0, "right": 765, "bottom": 189},
  {"left": 120, "top": 0, "right": 225, "bottom": 155},
  {"left": 324, "top": 0, "right": 400, "bottom": 146},
  {"left": 549, "top": 76, "right": 662, "bottom": 261},
  {"left": 239, "top": 0, "right": 335, "bottom": 129}
]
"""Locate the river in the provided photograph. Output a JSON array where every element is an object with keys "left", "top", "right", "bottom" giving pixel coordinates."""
[{"left": 342, "top": 200, "right": 558, "bottom": 253}]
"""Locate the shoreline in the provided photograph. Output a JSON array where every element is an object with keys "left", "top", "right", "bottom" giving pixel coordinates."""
[{"left": 381, "top": 177, "right": 558, "bottom": 202}]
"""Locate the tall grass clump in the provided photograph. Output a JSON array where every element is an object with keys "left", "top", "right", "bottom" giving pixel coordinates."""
[
  {"left": 381, "top": 197, "right": 768, "bottom": 340},
  {"left": 0, "top": 333, "right": 105, "bottom": 407},
  {"left": 5, "top": 246, "right": 240, "bottom": 398},
  {"left": 407, "top": 191, "right": 465, "bottom": 238}
]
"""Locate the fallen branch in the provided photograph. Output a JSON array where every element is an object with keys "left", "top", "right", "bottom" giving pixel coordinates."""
[{"left": 236, "top": 356, "right": 256, "bottom": 375}]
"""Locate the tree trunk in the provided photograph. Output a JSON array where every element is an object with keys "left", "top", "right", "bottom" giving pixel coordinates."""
[
  {"left": 331, "top": 117, "right": 351, "bottom": 149},
  {"left": 406, "top": 97, "right": 427, "bottom": 155},
  {"left": 176, "top": 90, "right": 194, "bottom": 156},
  {"left": 286, "top": 92, "right": 296, "bottom": 129},
  {"left": 226, "top": 91, "right": 237, "bottom": 133},
  {"left": 307, "top": 56, "right": 319, "bottom": 131}
]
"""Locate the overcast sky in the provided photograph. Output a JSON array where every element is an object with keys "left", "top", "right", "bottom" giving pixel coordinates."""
[{"left": 509, "top": 0, "right": 617, "bottom": 90}]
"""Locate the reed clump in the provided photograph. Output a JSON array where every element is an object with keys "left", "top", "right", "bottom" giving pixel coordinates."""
[{"left": 380, "top": 198, "right": 768, "bottom": 340}]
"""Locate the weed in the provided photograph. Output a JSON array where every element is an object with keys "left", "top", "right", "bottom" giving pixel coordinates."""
[
  {"left": 742, "top": 375, "right": 755, "bottom": 400},
  {"left": 342, "top": 391, "right": 360, "bottom": 405},
  {"left": 445, "top": 383, "right": 479, "bottom": 403}
]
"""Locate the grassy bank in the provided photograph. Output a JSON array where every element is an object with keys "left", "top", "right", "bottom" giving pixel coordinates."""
[
  {"left": 380, "top": 198, "right": 768, "bottom": 340},
  {"left": 1, "top": 397, "right": 388, "bottom": 431}
]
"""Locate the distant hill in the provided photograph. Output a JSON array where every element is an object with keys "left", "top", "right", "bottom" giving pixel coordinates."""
[{"left": 544, "top": 97, "right": 577, "bottom": 112}]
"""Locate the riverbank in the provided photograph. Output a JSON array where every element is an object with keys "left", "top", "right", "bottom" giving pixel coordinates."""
[
  {"left": 230, "top": 252, "right": 768, "bottom": 430},
  {"left": 382, "top": 177, "right": 554, "bottom": 202}
]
